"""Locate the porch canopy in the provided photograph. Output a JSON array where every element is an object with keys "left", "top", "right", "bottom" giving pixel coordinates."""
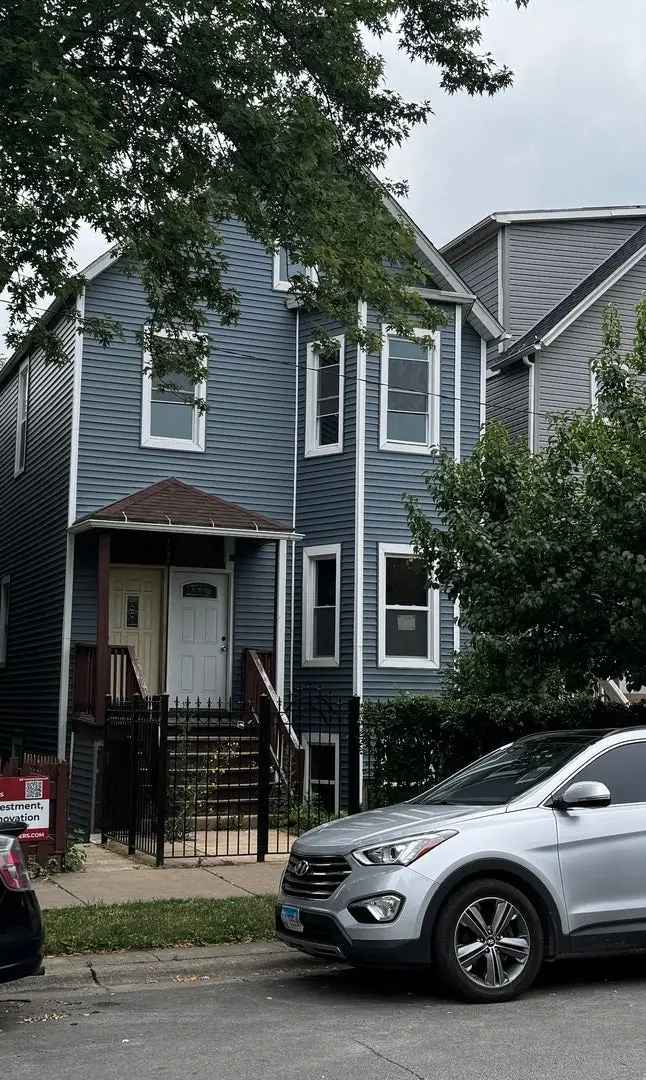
[
  {"left": 70, "top": 478, "right": 300, "bottom": 720},
  {"left": 71, "top": 477, "right": 299, "bottom": 541}
]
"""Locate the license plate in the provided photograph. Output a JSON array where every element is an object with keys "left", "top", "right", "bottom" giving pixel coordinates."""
[{"left": 281, "top": 904, "right": 304, "bottom": 933}]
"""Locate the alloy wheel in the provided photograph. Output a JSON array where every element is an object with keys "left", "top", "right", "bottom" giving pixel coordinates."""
[{"left": 454, "top": 895, "right": 531, "bottom": 989}]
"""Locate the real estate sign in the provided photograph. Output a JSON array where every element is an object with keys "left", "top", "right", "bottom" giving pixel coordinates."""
[{"left": 0, "top": 777, "right": 51, "bottom": 841}]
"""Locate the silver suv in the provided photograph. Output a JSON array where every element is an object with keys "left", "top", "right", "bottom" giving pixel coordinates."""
[{"left": 276, "top": 727, "right": 646, "bottom": 1002}]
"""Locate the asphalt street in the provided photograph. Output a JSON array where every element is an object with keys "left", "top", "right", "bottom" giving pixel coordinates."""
[{"left": 3, "top": 952, "right": 646, "bottom": 1080}]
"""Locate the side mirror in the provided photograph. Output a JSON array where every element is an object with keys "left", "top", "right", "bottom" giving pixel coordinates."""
[{"left": 554, "top": 780, "right": 611, "bottom": 810}]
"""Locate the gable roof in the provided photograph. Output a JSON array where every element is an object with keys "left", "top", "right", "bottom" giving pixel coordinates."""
[
  {"left": 491, "top": 223, "right": 646, "bottom": 371},
  {"left": 441, "top": 205, "right": 646, "bottom": 262},
  {"left": 3, "top": 194, "right": 504, "bottom": 381},
  {"left": 71, "top": 478, "right": 297, "bottom": 540}
]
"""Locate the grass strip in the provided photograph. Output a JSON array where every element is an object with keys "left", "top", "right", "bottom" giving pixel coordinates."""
[{"left": 43, "top": 895, "right": 276, "bottom": 956}]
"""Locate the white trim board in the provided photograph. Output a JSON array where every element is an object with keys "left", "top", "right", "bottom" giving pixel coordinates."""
[
  {"left": 539, "top": 243, "right": 646, "bottom": 349},
  {"left": 453, "top": 306, "right": 462, "bottom": 463},
  {"left": 70, "top": 519, "right": 302, "bottom": 542},
  {"left": 353, "top": 301, "right": 367, "bottom": 697}
]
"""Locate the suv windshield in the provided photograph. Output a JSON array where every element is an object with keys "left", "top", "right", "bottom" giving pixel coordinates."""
[{"left": 412, "top": 732, "right": 607, "bottom": 807}]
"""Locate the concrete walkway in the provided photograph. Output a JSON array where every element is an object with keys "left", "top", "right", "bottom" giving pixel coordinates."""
[{"left": 35, "top": 843, "right": 286, "bottom": 910}]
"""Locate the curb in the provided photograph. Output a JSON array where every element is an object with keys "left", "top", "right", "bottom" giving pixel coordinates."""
[{"left": 0, "top": 942, "right": 342, "bottom": 998}]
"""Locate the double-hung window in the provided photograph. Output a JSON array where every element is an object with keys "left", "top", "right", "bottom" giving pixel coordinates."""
[
  {"left": 141, "top": 332, "right": 206, "bottom": 452},
  {"left": 0, "top": 575, "right": 9, "bottom": 667},
  {"left": 380, "top": 328, "right": 440, "bottom": 453},
  {"left": 302, "top": 544, "right": 340, "bottom": 666},
  {"left": 305, "top": 336, "right": 344, "bottom": 456},
  {"left": 14, "top": 359, "right": 29, "bottom": 476},
  {"left": 378, "top": 544, "right": 439, "bottom": 668}
]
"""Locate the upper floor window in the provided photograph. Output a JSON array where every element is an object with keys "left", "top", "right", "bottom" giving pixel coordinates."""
[
  {"left": 141, "top": 332, "right": 206, "bottom": 453},
  {"left": 378, "top": 544, "right": 439, "bottom": 669},
  {"left": 273, "top": 248, "right": 317, "bottom": 292},
  {"left": 14, "top": 359, "right": 29, "bottom": 476},
  {"left": 302, "top": 544, "right": 340, "bottom": 667},
  {"left": 0, "top": 575, "right": 9, "bottom": 667},
  {"left": 305, "top": 336, "right": 345, "bottom": 457},
  {"left": 379, "top": 328, "right": 440, "bottom": 454}
]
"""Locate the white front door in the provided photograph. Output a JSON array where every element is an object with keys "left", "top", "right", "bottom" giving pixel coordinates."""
[{"left": 167, "top": 570, "right": 230, "bottom": 704}]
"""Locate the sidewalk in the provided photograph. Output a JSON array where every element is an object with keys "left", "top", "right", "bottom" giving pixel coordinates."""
[{"left": 35, "top": 844, "right": 287, "bottom": 910}]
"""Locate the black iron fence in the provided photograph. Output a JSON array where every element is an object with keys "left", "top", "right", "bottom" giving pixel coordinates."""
[{"left": 102, "top": 691, "right": 362, "bottom": 864}]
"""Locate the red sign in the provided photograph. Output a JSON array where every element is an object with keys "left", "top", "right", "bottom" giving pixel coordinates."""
[{"left": 0, "top": 776, "right": 51, "bottom": 842}]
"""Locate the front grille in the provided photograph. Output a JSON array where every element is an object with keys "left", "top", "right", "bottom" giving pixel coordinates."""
[{"left": 282, "top": 853, "right": 352, "bottom": 899}]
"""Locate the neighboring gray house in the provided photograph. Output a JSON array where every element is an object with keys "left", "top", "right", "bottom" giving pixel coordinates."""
[
  {"left": 0, "top": 211, "right": 502, "bottom": 831},
  {"left": 441, "top": 205, "right": 646, "bottom": 449}
]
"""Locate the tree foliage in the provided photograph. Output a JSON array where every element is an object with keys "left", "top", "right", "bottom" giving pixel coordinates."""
[
  {"left": 407, "top": 301, "right": 646, "bottom": 691},
  {"left": 1, "top": 1, "right": 527, "bottom": 380}
]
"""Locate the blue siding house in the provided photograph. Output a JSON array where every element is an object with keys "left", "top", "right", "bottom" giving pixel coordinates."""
[{"left": 0, "top": 211, "right": 502, "bottom": 832}]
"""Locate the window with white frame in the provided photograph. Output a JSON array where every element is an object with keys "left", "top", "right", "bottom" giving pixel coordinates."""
[
  {"left": 273, "top": 248, "right": 306, "bottom": 291},
  {"left": 0, "top": 575, "right": 9, "bottom": 667},
  {"left": 141, "top": 333, "right": 206, "bottom": 452},
  {"left": 273, "top": 248, "right": 319, "bottom": 291},
  {"left": 303, "top": 733, "right": 339, "bottom": 814},
  {"left": 302, "top": 544, "right": 340, "bottom": 666},
  {"left": 14, "top": 359, "right": 29, "bottom": 475},
  {"left": 380, "top": 329, "right": 440, "bottom": 453},
  {"left": 378, "top": 544, "right": 439, "bottom": 668},
  {"left": 305, "top": 336, "right": 344, "bottom": 456}
]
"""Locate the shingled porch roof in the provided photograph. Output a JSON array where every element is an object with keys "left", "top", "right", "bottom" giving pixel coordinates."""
[{"left": 70, "top": 478, "right": 299, "bottom": 540}]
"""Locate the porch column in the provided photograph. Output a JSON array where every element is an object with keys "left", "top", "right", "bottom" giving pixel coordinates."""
[
  {"left": 95, "top": 531, "right": 111, "bottom": 724},
  {"left": 273, "top": 539, "right": 287, "bottom": 701}
]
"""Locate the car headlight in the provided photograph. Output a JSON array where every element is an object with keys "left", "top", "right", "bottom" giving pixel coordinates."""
[{"left": 352, "top": 832, "right": 457, "bottom": 867}]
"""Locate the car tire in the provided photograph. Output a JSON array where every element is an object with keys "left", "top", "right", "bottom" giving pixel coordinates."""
[{"left": 432, "top": 877, "right": 544, "bottom": 1003}]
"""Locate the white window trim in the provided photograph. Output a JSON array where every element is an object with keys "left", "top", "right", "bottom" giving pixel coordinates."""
[
  {"left": 305, "top": 334, "right": 345, "bottom": 457},
  {"left": 378, "top": 543, "right": 439, "bottom": 669},
  {"left": 14, "top": 358, "right": 29, "bottom": 476},
  {"left": 302, "top": 732, "right": 340, "bottom": 814},
  {"left": 273, "top": 250, "right": 291, "bottom": 292},
  {"left": 302, "top": 543, "right": 341, "bottom": 667},
  {"left": 0, "top": 575, "right": 9, "bottom": 668},
  {"left": 273, "top": 249, "right": 318, "bottom": 292},
  {"left": 379, "top": 326, "right": 441, "bottom": 455},
  {"left": 141, "top": 329, "right": 206, "bottom": 453}
]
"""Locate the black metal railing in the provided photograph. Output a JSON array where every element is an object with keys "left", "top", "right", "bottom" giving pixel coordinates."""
[{"left": 101, "top": 691, "right": 362, "bottom": 864}]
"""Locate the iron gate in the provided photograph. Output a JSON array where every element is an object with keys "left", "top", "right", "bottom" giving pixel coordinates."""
[{"left": 102, "top": 691, "right": 361, "bottom": 864}]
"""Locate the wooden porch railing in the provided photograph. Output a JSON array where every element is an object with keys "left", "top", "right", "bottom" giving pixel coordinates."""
[
  {"left": 72, "top": 642, "right": 149, "bottom": 718},
  {"left": 245, "top": 649, "right": 301, "bottom": 783}
]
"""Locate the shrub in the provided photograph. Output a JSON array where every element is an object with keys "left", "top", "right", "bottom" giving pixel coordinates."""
[{"left": 361, "top": 694, "right": 646, "bottom": 807}]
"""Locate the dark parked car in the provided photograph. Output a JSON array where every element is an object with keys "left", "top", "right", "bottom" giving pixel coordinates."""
[{"left": 0, "top": 823, "right": 43, "bottom": 983}]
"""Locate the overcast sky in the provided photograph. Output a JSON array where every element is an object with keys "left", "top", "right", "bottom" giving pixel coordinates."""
[{"left": 2, "top": 0, "right": 645, "bottom": 345}]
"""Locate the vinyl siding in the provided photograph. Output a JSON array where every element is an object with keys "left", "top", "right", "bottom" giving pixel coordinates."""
[
  {"left": 78, "top": 220, "right": 295, "bottom": 524},
  {"left": 362, "top": 303, "right": 478, "bottom": 698},
  {"left": 77, "top": 220, "right": 297, "bottom": 701},
  {"left": 0, "top": 315, "right": 75, "bottom": 753},
  {"left": 487, "top": 364, "right": 529, "bottom": 443},
  {"left": 535, "top": 254, "right": 646, "bottom": 448},
  {"left": 292, "top": 312, "right": 356, "bottom": 696},
  {"left": 505, "top": 219, "right": 645, "bottom": 343},
  {"left": 68, "top": 730, "right": 97, "bottom": 839},
  {"left": 450, "top": 236, "right": 499, "bottom": 320}
]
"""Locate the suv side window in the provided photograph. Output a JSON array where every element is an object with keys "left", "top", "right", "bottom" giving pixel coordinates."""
[{"left": 570, "top": 743, "right": 646, "bottom": 804}]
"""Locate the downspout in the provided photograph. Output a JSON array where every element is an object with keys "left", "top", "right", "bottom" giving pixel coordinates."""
[
  {"left": 288, "top": 306, "right": 300, "bottom": 699},
  {"left": 522, "top": 354, "right": 536, "bottom": 454},
  {"left": 57, "top": 287, "right": 85, "bottom": 760}
]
